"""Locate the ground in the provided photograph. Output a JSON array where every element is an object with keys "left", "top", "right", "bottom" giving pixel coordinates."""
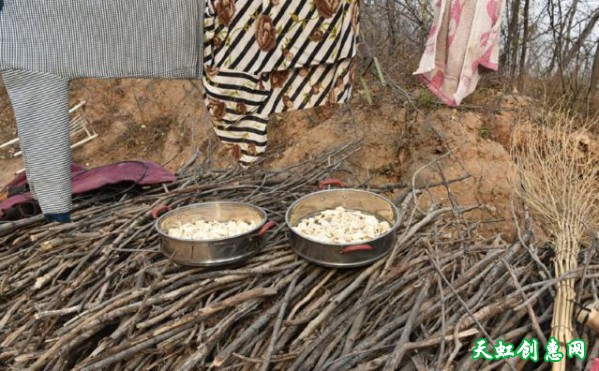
[{"left": 0, "top": 75, "right": 594, "bottom": 239}]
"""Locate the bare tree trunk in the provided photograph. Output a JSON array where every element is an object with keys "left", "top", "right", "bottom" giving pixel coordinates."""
[
  {"left": 562, "top": 9, "right": 599, "bottom": 68},
  {"left": 507, "top": 0, "right": 521, "bottom": 82},
  {"left": 590, "top": 40, "right": 599, "bottom": 101},
  {"left": 546, "top": 0, "right": 558, "bottom": 76},
  {"left": 546, "top": 1, "right": 566, "bottom": 86},
  {"left": 561, "top": 0, "right": 579, "bottom": 59},
  {"left": 499, "top": 0, "right": 511, "bottom": 68},
  {"left": 387, "top": 0, "right": 397, "bottom": 55},
  {"left": 517, "top": 0, "right": 530, "bottom": 92}
]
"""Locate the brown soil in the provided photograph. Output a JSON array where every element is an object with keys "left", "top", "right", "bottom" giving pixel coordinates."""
[{"left": 1, "top": 76, "right": 594, "bottom": 239}]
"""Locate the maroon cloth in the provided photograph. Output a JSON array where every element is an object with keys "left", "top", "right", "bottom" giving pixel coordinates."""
[
  {"left": 0, "top": 161, "right": 175, "bottom": 219},
  {"left": 4, "top": 164, "right": 87, "bottom": 194}
]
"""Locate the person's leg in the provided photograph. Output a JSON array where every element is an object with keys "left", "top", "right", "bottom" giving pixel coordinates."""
[{"left": 2, "top": 70, "right": 72, "bottom": 222}]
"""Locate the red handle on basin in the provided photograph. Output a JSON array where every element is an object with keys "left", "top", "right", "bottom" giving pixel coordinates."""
[
  {"left": 152, "top": 205, "right": 171, "bottom": 219},
  {"left": 319, "top": 179, "right": 345, "bottom": 190},
  {"left": 258, "top": 220, "right": 276, "bottom": 237},
  {"left": 341, "top": 244, "right": 373, "bottom": 254}
]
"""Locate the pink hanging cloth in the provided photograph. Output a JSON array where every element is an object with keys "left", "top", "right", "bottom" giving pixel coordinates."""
[{"left": 414, "top": 0, "right": 505, "bottom": 106}]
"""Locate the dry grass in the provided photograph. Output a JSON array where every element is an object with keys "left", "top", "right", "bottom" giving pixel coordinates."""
[
  {"left": 510, "top": 111, "right": 598, "bottom": 241},
  {"left": 510, "top": 110, "right": 599, "bottom": 370}
]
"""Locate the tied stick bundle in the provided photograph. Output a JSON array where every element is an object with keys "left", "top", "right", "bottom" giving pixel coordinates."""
[{"left": 510, "top": 113, "right": 599, "bottom": 370}]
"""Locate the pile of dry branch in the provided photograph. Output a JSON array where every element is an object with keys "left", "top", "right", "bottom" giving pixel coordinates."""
[{"left": 0, "top": 142, "right": 598, "bottom": 370}]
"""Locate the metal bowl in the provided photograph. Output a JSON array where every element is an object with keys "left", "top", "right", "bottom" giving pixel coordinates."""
[
  {"left": 154, "top": 201, "right": 274, "bottom": 267},
  {"left": 285, "top": 181, "right": 400, "bottom": 268}
]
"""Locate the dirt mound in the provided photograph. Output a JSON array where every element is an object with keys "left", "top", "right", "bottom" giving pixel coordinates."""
[
  {"left": 266, "top": 85, "right": 530, "bottom": 238},
  {"left": 2, "top": 77, "right": 588, "bottom": 239}
]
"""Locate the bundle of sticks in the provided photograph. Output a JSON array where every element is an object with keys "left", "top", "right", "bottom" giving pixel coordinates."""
[{"left": 0, "top": 142, "right": 598, "bottom": 370}]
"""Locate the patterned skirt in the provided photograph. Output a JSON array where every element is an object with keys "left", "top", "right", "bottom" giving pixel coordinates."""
[{"left": 202, "top": 0, "right": 360, "bottom": 166}]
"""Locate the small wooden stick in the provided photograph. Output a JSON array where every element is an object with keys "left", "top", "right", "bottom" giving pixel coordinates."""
[
  {"left": 261, "top": 277, "right": 297, "bottom": 371},
  {"left": 383, "top": 278, "right": 431, "bottom": 371}
]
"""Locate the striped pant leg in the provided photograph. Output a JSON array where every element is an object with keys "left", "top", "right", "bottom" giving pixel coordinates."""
[
  {"left": 2, "top": 70, "right": 72, "bottom": 216},
  {"left": 211, "top": 115, "right": 269, "bottom": 166}
]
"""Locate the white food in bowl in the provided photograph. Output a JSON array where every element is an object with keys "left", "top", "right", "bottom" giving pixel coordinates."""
[
  {"left": 293, "top": 206, "right": 391, "bottom": 244},
  {"left": 168, "top": 219, "right": 258, "bottom": 240}
]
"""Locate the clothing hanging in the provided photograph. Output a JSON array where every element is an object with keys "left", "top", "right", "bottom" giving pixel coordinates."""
[
  {"left": 202, "top": 0, "right": 359, "bottom": 165},
  {"left": 414, "top": 0, "right": 505, "bottom": 106},
  {"left": 0, "top": 0, "right": 359, "bottom": 222},
  {"left": 0, "top": 0, "right": 204, "bottom": 221}
]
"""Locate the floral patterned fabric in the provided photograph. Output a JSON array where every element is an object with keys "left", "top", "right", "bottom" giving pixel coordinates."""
[
  {"left": 414, "top": 0, "right": 505, "bottom": 106},
  {"left": 203, "top": 0, "right": 359, "bottom": 165}
]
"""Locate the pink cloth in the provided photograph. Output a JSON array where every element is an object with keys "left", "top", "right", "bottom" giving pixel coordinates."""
[{"left": 414, "top": 0, "right": 505, "bottom": 106}]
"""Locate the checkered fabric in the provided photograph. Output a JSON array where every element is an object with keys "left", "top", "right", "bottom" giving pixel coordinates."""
[
  {"left": 0, "top": 0, "right": 205, "bottom": 219},
  {"left": 0, "top": 1, "right": 204, "bottom": 79},
  {"left": 2, "top": 71, "right": 72, "bottom": 216}
]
